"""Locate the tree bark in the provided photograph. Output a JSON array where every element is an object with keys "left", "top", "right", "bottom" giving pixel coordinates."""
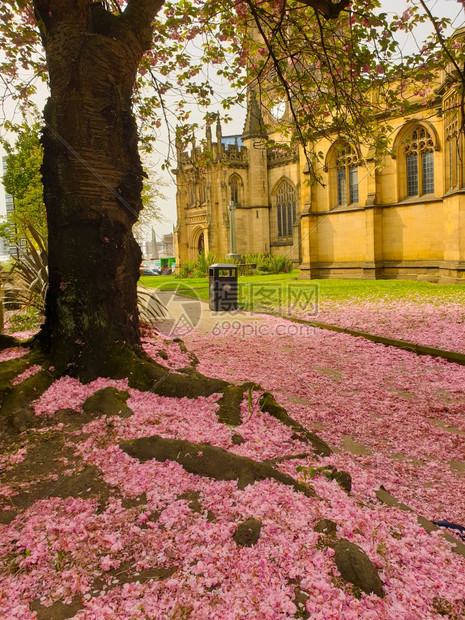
[{"left": 34, "top": 0, "right": 162, "bottom": 380}]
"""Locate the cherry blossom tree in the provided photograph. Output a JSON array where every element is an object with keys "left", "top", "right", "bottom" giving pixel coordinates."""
[{"left": 0, "top": 0, "right": 462, "bottom": 383}]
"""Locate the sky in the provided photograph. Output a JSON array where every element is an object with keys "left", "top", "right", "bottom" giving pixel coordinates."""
[{"left": 1, "top": 0, "right": 464, "bottom": 244}]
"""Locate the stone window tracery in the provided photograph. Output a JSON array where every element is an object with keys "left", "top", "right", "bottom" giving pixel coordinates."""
[
  {"left": 335, "top": 145, "right": 359, "bottom": 206},
  {"left": 275, "top": 179, "right": 296, "bottom": 238},
  {"left": 404, "top": 126, "right": 435, "bottom": 196}
]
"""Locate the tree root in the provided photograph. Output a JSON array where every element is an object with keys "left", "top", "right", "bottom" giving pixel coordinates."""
[
  {"left": 120, "top": 434, "right": 315, "bottom": 497},
  {"left": 216, "top": 385, "right": 248, "bottom": 426},
  {"left": 65, "top": 345, "right": 229, "bottom": 398},
  {"left": 0, "top": 343, "right": 331, "bottom": 472},
  {"left": 260, "top": 392, "right": 332, "bottom": 456}
]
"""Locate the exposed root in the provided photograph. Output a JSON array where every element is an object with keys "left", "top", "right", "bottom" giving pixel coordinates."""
[
  {"left": 120, "top": 434, "right": 315, "bottom": 497},
  {"left": 260, "top": 392, "right": 332, "bottom": 456},
  {"left": 216, "top": 385, "right": 247, "bottom": 426},
  {"left": 74, "top": 346, "right": 229, "bottom": 397}
]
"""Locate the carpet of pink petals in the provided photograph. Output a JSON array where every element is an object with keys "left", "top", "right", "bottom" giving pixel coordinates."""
[
  {"left": 296, "top": 297, "right": 465, "bottom": 353},
  {"left": 0, "top": 321, "right": 464, "bottom": 618},
  {"left": 188, "top": 316, "right": 465, "bottom": 523}
]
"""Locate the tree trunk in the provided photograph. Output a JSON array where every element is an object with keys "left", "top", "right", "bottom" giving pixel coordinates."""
[{"left": 34, "top": 0, "right": 160, "bottom": 380}]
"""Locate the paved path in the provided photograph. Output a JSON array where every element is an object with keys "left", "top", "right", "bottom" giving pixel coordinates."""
[{"left": 143, "top": 288, "right": 271, "bottom": 337}]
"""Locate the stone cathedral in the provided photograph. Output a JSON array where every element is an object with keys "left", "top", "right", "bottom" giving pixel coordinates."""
[{"left": 174, "top": 47, "right": 465, "bottom": 282}]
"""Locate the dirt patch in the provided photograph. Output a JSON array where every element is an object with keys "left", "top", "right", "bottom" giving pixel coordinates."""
[
  {"left": 293, "top": 586, "right": 310, "bottom": 619},
  {"left": 49, "top": 466, "right": 112, "bottom": 507},
  {"left": 0, "top": 509, "right": 17, "bottom": 525},
  {"left": 231, "top": 433, "right": 245, "bottom": 445},
  {"left": 287, "top": 395, "right": 310, "bottom": 405},
  {"left": 233, "top": 517, "right": 262, "bottom": 547},
  {"left": 92, "top": 561, "right": 177, "bottom": 592},
  {"left": 450, "top": 461, "right": 465, "bottom": 475},
  {"left": 121, "top": 493, "right": 147, "bottom": 509},
  {"left": 431, "top": 419, "right": 465, "bottom": 437},
  {"left": 386, "top": 389, "right": 414, "bottom": 400},
  {"left": 390, "top": 452, "right": 407, "bottom": 461},
  {"left": 314, "top": 367, "right": 343, "bottom": 382},
  {"left": 177, "top": 490, "right": 202, "bottom": 513},
  {"left": 53, "top": 408, "right": 96, "bottom": 430},
  {"left": 342, "top": 436, "right": 373, "bottom": 457},
  {"left": 30, "top": 595, "right": 83, "bottom": 620},
  {"left": 0, "top": 430, "right": 113, "bottom": 515},
  {"left": 7, "top": 435, "right": 75, "bottom": 483}
]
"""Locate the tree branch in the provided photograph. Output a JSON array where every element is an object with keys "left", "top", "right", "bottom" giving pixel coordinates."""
[
  {"left": 296, "top": 0, "right": 350, "bottom": 19},
  {"left": 123, "top": 0, "right": 165, "bottom": 49}
]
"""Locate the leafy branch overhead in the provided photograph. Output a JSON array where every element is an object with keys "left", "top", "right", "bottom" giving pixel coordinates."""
[{"left": 0, "top": 0, "right": 463, "bottom": 168}]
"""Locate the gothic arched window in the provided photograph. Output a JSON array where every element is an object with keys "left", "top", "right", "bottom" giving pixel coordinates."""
[
  {"left": 275, "top": 179, "right": 296, "bottom": 238},
  {"left": 404, "top": 126, "right": 435, "bottom": 196},
  {"left": 229, "top": 174, "right": 242, "bottom": 207},
  {"left": 335, "top": 145, "right": 359, "bottom": 206}
]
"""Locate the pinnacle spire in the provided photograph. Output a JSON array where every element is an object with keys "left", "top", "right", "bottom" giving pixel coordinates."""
[{"left": 242, "top": 90, "right": 267, "bottom": 140}]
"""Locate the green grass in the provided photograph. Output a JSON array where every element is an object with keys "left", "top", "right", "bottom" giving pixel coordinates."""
[{"left": 139, "top": 271, "right": 465, "bottom": 310}]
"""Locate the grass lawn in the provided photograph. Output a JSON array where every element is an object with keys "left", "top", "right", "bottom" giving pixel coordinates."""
[{"left": 139, "top": 270, "right": 465, "bottom": 309}]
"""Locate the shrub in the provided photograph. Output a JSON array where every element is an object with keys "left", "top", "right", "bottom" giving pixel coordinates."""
[
  {"left": 175, "top": 259, "right": 197, "bottom": 279},
  {"left": 175, "top": 252, "right": 293, "bottom": 278},
  {"left": 236, "top": 253, "right": 293, "bottom": 275},
  {"left": 5, "top": 221, "right": 48, "bottom": 313},
  {"left": 176, "top": 252, "right": 217, "bottom": 278},
  {"left": 193, "top": 251, "right": 217, "bottom": 277},
  {"left": 258, "top": 254, "right": 293, "bottom": 274}
]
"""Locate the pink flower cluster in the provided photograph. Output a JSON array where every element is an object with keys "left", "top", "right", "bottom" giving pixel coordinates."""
[{"left": 34, "top": 377, "right": 130, "bottom": 416}]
